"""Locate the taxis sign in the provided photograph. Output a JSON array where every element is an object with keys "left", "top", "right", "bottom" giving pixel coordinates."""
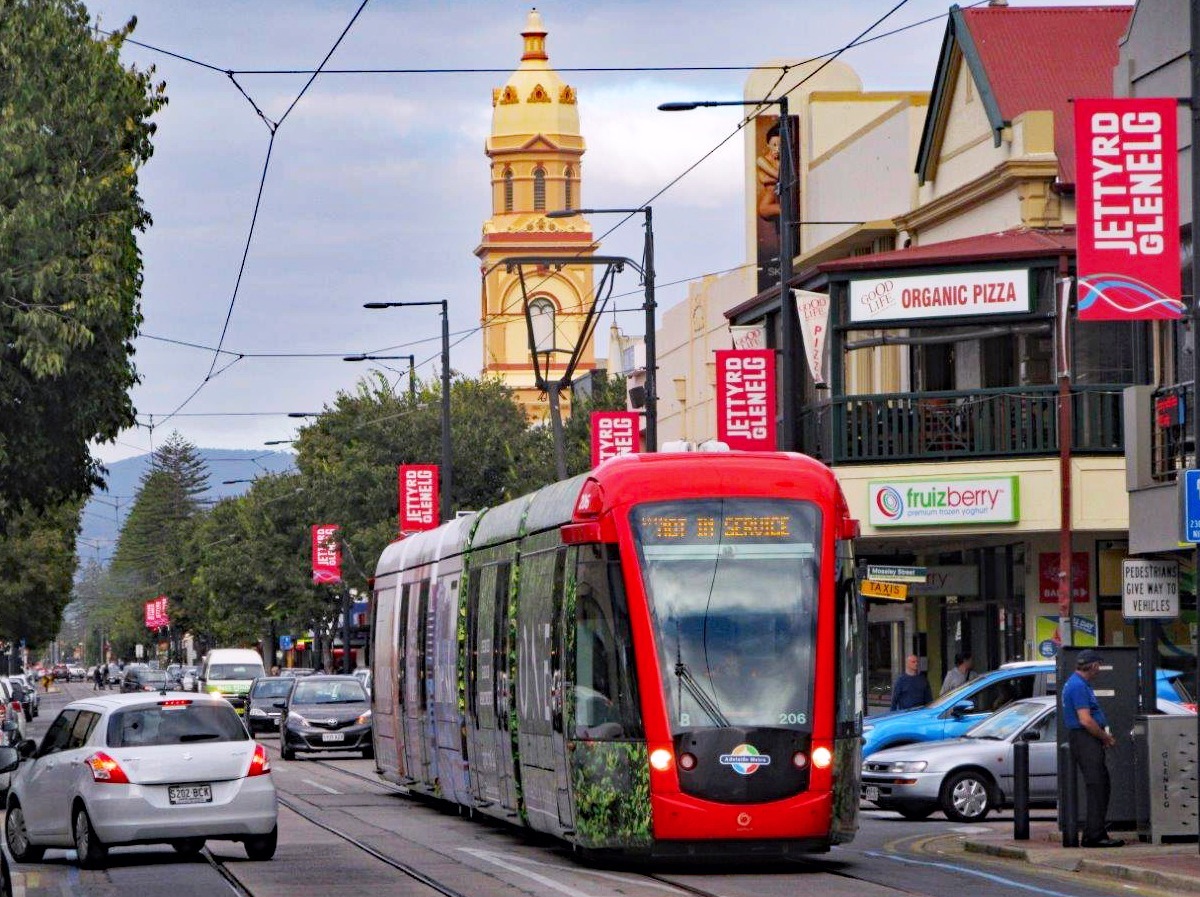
[{"left": 861, "top": 580, "right": 908, "bottom": 601}]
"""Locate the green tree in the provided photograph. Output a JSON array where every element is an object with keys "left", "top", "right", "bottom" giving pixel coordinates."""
[
  {"left": 0, "top": 2, "right": 166, "bottom": 523},
  {"left": 0, "top": 500, "right": 81, "bottom": 652}
]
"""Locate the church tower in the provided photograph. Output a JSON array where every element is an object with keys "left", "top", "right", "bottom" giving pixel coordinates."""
[{"left": 476, "top": 9, "right": 597, "bottom": 419}]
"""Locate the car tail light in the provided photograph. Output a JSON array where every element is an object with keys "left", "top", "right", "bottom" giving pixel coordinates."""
[
  {"left": 86, "top": 752, "right": 130, "bottom": 784},
  {"left": 159, "top": 699, "right": 192, "bottom": 707},
  {"left": 247, "top": 743, "right": 270, "bottom": 777},
  {"left": 9, "top": 701, "right": 19, "bottom": 714}
]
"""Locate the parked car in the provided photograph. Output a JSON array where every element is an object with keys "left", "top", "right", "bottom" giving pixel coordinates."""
[
  {"left": 6, "top": 678, "right": 36, "bottom": 722},
  {"left": 280, "top": 675, "right": 372, "bottom": 761},
  {"left": 51, "top": 664, "right": 69, "bottom": 681},
  {"left": 863, "top": 661, "right": 1190, "bottom": 756},
  {"left": 120, "top": 667, "right": 170, "bottom": 693},
  {"left": 279, "top": 667, "right": 315, "bottom": 678},
  {"left": 179, "top": 667, "right": 199, "bottom": 692},
  {"left": 3, "top": 692, "right": 277, "bottom": 867},
  {"left": 67, "top": 666, "right": 87, "bottom": 683},
  {"left": 245, "top": 677, "right": 294, "bottom": 734},
  {"left": 0, "top": 680, "right": 25, "bottom": 744},
  {"left": 862, "top": 695, "right": 1195, "bottom": 822},
  {"left": 352, "top": 668, "right": 372, "bottom": 697},
  {"left": 105, "top": 666, "right": 122, "bottom": 686}
]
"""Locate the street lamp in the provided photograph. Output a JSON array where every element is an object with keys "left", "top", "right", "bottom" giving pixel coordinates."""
[
  {"left": 547, "top": 206, "right": 658, "bottom": 452},
  {"left": 660, "top": 96, "right": 798, "bottom": 451},
  {"left": 344, "top": 353, "right": 417, "bottom": 402},
  {"left": 364, "top": 301, "right": 453, "bottom": 523}
]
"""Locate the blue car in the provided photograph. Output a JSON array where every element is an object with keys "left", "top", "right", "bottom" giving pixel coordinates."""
[{"left": 863, "top": 661, "right": 1191, "bottom": 757}]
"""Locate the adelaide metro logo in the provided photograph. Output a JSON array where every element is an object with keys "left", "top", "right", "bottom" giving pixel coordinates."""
[
  {"left": 874, "top": 486, "right": 904, "bottom": 521},
  {"left": 719, "top": 744, "right": 772, "bottom": 776}
]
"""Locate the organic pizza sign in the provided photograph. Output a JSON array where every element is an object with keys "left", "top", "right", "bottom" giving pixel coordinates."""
[{"left": 849, "top": 269, "right": 1031, "bottom": 324}]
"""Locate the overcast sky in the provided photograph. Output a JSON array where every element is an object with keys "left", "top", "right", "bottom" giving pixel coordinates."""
[{"left": 80, "top": 0, "right": 1125, "bottom": 470}]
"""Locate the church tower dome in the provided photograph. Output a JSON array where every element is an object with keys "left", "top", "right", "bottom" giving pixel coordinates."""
[{"left": 476, "top": 9, "right": 597, "bottom": 421}]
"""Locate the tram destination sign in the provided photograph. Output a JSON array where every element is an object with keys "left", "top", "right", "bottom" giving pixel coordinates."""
[{"left": 1122, "top": 559, "right": 1179, "bottom": 620}]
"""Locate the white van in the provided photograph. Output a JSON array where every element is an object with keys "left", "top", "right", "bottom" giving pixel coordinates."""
[{"left": 199, "top": 648, "right": 266, "bottom": 716}]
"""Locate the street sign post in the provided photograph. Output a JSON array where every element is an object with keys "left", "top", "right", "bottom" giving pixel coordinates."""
[
  {"left": 1180, "top": 469, "right": 1200, "bottom": 542},
  {"left": 866, "top": 565, "right": 927, "bottom": 583},
  {"left": 279, "top": 635, "right": 294, "bottom": 651},
  {"left": 861, "top": 580, "right": 908, "bottom": 601}
]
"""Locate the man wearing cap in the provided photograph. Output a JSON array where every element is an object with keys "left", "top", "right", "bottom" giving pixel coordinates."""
[{"left": 1061, "top": 649, "right": 1122, "bottom": 848}]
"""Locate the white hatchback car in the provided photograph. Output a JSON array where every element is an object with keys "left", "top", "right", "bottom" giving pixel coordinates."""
[{"left": 4, "top": 692, "right": 277, "bottom": 867}]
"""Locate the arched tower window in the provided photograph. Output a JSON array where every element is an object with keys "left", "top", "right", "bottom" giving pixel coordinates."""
[
  {"left": 564, "top": 166, "right": 574, "bottom": 210},
  {"left": 529, "top": 297, "right": 556, "bottom": 353},
  {"left": 533, "top": 166, "right": 546, "bottom": 211},
  {"left": 503, "top": 168, "right": 514, "bottom": 213}
]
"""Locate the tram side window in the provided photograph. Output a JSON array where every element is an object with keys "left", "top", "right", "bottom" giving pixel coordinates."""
[
  {"left": 835, "top": 570, "right": 864, "bottom": 737},
  {"left": 573, "top": 545, "right": 643, "bottom": 741},
  {"left": 466, "top": 573, "right": 480, "bottom": 721}
]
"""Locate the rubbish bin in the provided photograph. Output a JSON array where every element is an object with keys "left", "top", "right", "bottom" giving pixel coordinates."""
[{"left": 1133, "top": 713, "right": 1198, "bottom": 843}]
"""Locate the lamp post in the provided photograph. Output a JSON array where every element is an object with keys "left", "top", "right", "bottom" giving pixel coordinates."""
[
  {"left": 364, "top": 301, "right": 453, "bottom": 523},
  {"left": 344, "top": 353, "right": 417, "bottom": 402},
  {"left": 660, "top": 97, "right": 797, "bottom": 451},
  {"left": 546, "top": 207, "right": 658, "bottom": 452}
]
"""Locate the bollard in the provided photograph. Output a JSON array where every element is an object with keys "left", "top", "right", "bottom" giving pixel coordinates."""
[
  {"left": 1013, "top": 738, "right": 1030, "bottom": 840},
  {"left": 1060, "top": 739, "right": 1078, "bottom": 847}
]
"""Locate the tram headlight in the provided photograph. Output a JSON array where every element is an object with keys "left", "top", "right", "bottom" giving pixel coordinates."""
[
  {"left": 678, "top": 752, "right": 697, "bottom": 771},
  {"left": 812, "top": 746, "right": 833, "bottom": 769},
  {"left": 792, "top": 751, "right": 808, "bottom": 769},
  {"left": 649, "top": 748, "right": 674, "bottom": 772}
]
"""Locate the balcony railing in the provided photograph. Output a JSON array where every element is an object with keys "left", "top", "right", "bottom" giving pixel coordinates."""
[{"left": 802, "top": 385, "right": 1125, "bottom": 465}]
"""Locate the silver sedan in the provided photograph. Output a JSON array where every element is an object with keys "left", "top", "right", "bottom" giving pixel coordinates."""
[{"left": 4, "top": 692, "right": 278, "bottom": 867}]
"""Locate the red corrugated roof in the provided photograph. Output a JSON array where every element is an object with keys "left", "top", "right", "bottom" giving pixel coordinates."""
[
  {"left": 962, "top": 6, "right": 1130, "bottom": 186},
  {"left": 820, "top": 228, "right": 1076, "bottom": 274}
]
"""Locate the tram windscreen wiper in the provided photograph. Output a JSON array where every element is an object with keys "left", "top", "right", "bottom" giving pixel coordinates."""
[{"left": 674, "top": 659, "right": 730, "bottom": 728}]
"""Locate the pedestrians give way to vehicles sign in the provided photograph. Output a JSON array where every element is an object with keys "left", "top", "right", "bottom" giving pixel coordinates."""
[
  {"left": 1122, "top": 559, "right": 1179, "bottom": 619},
  {"left": 861, "top": 580, "right": 907, "bottom": 601}
]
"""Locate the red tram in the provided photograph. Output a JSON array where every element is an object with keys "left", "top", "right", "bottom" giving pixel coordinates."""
[{"left": 370, "top": 451, "right": 863, "bottom": 857}]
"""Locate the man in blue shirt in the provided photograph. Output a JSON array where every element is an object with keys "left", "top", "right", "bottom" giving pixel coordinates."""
[
  {"left": 890, "top": 654, "right": 932, "bottom": 711},
  {"left": 1062, "top": 649, "right": 1122, "bottom": 848}
]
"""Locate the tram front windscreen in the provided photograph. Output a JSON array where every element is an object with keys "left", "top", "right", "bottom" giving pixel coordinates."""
[{"left": 631, "top": 498, "right": 821, "bottom": 734}]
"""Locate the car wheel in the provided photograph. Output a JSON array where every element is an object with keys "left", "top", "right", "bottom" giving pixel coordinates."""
[
  {"left": 5, "top": 802, "right": 44, "bottom": 862},
  {"left": 940, "top": 770, "right": 992, "bottom": 822},
  {"left": 896, "top": 803, "right": 936, "bottom": 821},
  {"left": 280, "top": 740, "right": 296, "bottom": 761},
  {"left": 73, "top": 804, "right": 108, "bottom": 869},
  {"left": 172, "top": 837, "right": 206, "bottom": 856},
  {"left": 244, "top": 826, "right": 277, "bottom": 861}
]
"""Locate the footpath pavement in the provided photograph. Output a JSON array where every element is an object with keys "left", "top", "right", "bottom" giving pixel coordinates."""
[{"left": 959, "top": 818, "right": 1200, "bottom": 893}]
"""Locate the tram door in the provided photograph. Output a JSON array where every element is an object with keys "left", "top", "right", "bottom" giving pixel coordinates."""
[
  {"left": 492, "top": 561, "right": 519, "bottom": 814},
  {"left": 466, "top": 567, "right": 500, "bottom": 807},
  {"left": 372, "top": 582, "right": 403, "bottom": 779},
  {"left": 551, "top": 548, "right": 574, "bottom": 830}
]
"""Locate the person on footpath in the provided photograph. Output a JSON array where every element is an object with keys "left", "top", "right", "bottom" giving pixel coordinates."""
[
  {"left": 92, "top": 665, "right": 102, "bottom": 691},
  {"left": 1062, "top": 649, "right": 1123, "bottom": 848},
  {"left": 941, "top": 652, "right": 975, "bottom": 695},
  {"left": 99, "top": 663, "right": 108, "bottom": 690},
  {"left": 890, "top": 654, "right": 932, "bottom": 711}
]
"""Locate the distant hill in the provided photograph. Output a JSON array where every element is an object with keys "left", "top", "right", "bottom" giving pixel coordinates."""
[{"left": 79, "top": 449, "right": 296, "bottom": 566}]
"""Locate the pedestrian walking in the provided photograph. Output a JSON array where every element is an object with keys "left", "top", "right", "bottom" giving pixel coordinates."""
[
  {"left": 99, "top": 663, "right": 108, "bottom": 690},
  {"left": 940, "top": 652, "right": 976, "bottom": 694},
  {"left": 890, "top": 654, "right": 932, "bottom": 711},
  {"left": 1063, "top": 649, "right": 1123, "bottom": 848},
  {"left": 92, "top": 665, "right": 102, "bottom": 691}
]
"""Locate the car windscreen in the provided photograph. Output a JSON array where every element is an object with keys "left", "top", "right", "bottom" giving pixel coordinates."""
[
  {"left": 140, "top": 670, "right": 169, "bottom": 683},
  {"left": 207, "top": 663, "right": 264, "bottom": 680},
  {"left": 107, "top": 701, "right": 249, "bottom": 747},
  {"left": 964, "top": 701, "right": 1047, "bottom": 740},
  {"left": 291, "top": 679, "right": 368, "bottom": 705},
  {"left": 251, "top": 679, "right": 294, "bottom": 698}
]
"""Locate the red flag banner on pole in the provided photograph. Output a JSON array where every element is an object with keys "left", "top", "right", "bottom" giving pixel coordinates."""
[
  {"left": 398, "top": 465, "right": 439, "bottom": 533},
  {"left": 1075, "top": 97, "right": 1183, "bottom": 320},
  {"left": 144, "top": 600, "right": 155, "bottom": 629},
  {"left": 715, "top": 349, "right": 776, "bottom": 451},
  {"left": 311, "top": 524, "right": 341, "bottom": 585},
  {"left": 590, "top": 411, "right": 641, "bottom": 468}
]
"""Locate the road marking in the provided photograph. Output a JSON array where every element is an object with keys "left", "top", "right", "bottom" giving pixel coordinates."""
[
  {"left": 301, "top": 778, "right": 340, "bottom": 794},
  {"left": 951, "top": 825, "right": 991, "bottom": 834},
  {"left": 458, "top": 847, "right": 686, "bottom": 896},
  {"left": 865, "top": 850, "right": 1086, "bottom": 897}
]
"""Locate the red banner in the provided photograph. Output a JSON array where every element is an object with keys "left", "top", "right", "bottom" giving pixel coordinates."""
[
  {"left": 398, "top": 465, "right": 439, "bottom": 533},
  {"left": 144, "top": 596, "right": 169, "bottom": 629},
  {"left": 715, "top": 349, "right": 776, "bottom": 451},
  {"left": 590, "top": 411, "right": 640, "bottom": 467},
  {"left": 1075, "top": 97, "right": 1183, "bottom": 320},
  {"left": 311, "top": 524, "right": 341, "bottom": 585},
  {"left": 1038, "top": 552, "right": 1090, "bottom": 604}
]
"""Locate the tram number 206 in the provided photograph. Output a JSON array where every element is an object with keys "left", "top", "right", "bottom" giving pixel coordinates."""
[{"left": 778, "top": 712, "right": 807, "bottom": 725}]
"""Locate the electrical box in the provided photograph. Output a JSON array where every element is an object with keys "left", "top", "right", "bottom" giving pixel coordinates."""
[{"left": 1133, "top": 714, "right": 1199, "bottom": 843}]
